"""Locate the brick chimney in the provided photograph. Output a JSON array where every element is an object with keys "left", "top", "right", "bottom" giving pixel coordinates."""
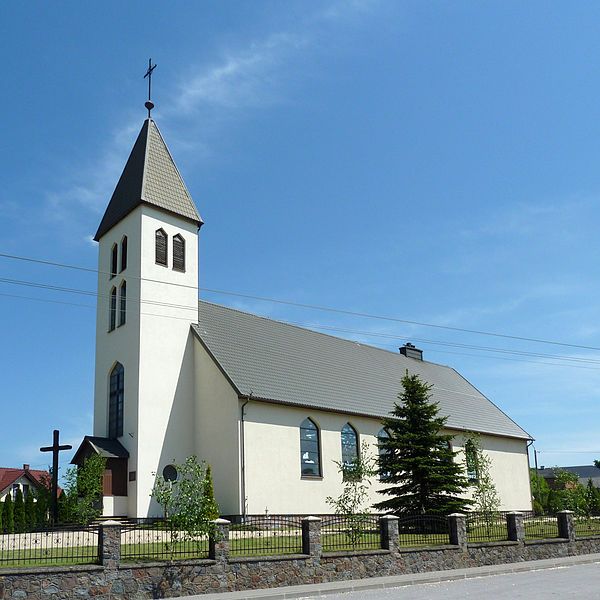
[
  {"left": 23, "top": 464, "right": 29, "bottom": 471},
  {"left": 399, "top": 343, "right": 423, "bottom": 361}
]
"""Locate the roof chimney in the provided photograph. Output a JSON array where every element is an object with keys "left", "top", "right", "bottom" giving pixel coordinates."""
[
  {"left": 23, "top": 464, "right": 29, "bottom": 471},
  {"left": 400, "top": 342, "right": 423, "bottom": 361}
]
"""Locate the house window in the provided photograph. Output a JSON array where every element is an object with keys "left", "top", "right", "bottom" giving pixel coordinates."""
[
  {"left": 465, "top": 440, "right": 479, "bottom": 481},
  {"left": 22, "top": 484, "right": 30, "bottom": 498},
  {"left": 173, "top": 234, "right": 185, "bottom": 272},
  {"left": 377, "top": 427, "right": 391, "bottom": 481},
  {"left": 109, "top": 287, "right": 117, "bottom": 331},
  {"left": 341, "top": 423, "right": 359, "bottom": 469},
  {"left": 119, "top": 281, "right": 126, "bottom": 326},
  {"left": 155, "top": 228, "right": 168, "bottom": 266},
  {"left": 120, "top": 236, "right": 128, "bottom": 272},
  {"left": 12, "top": 484, "right": 19, "bottom": 500},
  {"left": 108, "top": 362, "right": 124, "bottom": 438},
  {"left": 110, "top": 244, "right": 118, "bottom": 278},
  {"left": 300, "top": 418, "right": 321, "bottom": 477}
]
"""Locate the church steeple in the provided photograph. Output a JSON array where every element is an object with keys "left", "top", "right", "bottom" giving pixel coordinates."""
[{"left": 94, "top": 118, "right": 203, "bottom": 241}]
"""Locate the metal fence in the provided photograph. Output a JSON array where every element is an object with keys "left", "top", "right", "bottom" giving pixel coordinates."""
[
  {"left": 120, "top": 518, "right": 209, "bottom": 562},
  {"left": 523, "top": 515, "right": 558, "bottom": 540},
  {"left": 225, "top": 515, "right": 304, "bottom": 557},
  {"left": 0, "top": 524, "right": 99, "bottom": 567},
  {"left": 320, "top": 514, "right": 381, "bottom": 552},
  {"left": 397, "top": 515, "right": 449, "bottom": 547},
  {"left": 466, "top": 512, "right": 508, "bottom": 543},
  {"left": 574, "top": 517, "right": 600, "bottom": 538}
]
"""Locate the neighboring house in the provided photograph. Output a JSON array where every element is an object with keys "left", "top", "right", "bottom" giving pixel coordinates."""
[
  {"left": 0, "top": 465, "right": 51, "bottom": 501},
  {"left": 537, "top": 465, "right": 600, "bottom": 489},
  {"left": 72, "top": 107, "right": 534, "bottom": 518}
]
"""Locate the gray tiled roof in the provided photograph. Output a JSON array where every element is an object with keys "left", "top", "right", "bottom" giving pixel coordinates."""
[
  {"left": 71, "top": 436, "right": 129, "bottom": 464},
  {"left": 538, "top": 466, "right": 600, "bottom": 481},
  {"left": 193, "top": 301, "right": 531, "bottom": 440},
  {"left": 94, "top": 119, "right": 202, "bottom": 240}
]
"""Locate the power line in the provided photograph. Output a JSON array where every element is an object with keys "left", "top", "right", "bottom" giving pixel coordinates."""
[{"left": 2, "top": 250, "right": 600, "bottom": 352}]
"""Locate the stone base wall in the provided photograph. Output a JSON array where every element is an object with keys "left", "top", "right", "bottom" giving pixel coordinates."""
[{"left": 2, "top": 538, "right": 600, "bottom": 599}]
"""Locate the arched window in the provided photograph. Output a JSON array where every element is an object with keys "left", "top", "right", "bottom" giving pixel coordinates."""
[
  {"left": 173, "top": 234, "right": 185, "bottom": 272},
  {"left": 155, "top": 228, "right": 168, "bottom": 266},
  {"left": 465, "top": 440, "right": 479, "bottom": 481},
  {"left": 110, "top": 244, "right": 118, "bottom": 278},
  {"left": 377, "top": 428, "right": 390, "bottom": 481},
  {"left": 109, "top": 287, "right": 117, "bottom": 331},
  {"left": 341, "top": 423, "right": 359, "bottom": 469},
  {"left": 119, "top": 281, "right": 126, "bottom": 326},
  {"left": 120, "top": 236, "right": 128, "bottom": 272},
  {"left": 108, "top": 363, "right": 124, "bottom": 438},
  {"left": 300, "top": 418, "right": 321, "bottom": 477}
]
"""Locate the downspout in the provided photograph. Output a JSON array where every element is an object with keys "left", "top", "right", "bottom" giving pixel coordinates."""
[
  {"left": 527, "top": 439, "right": 539, "bottom": 511},
  {"left": 240, "top": 396, "right": 250, "bottom": 518}
]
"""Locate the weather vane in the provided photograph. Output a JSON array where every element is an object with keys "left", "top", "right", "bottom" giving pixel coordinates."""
[{"left": 144, "top": 58, "right": 157, "bottom": 118}]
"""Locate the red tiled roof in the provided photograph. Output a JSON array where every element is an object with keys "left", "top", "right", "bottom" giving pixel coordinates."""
[{"left": 0, "top": 467, "right": 51, "bottom": 495}]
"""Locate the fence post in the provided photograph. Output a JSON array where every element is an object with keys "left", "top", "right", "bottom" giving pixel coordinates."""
[
  {"left": 209, "top": 518, "right": 231, "bottom": 562},
  {"left": 98, "top": 521, "right": 121, "bottom": 568},
  {"left": 302, "top": 516, "right": 322, "bottom": 559},
  {"left": 448, "top": 513, "right": 467, "bottom": 550},
  {"left": 380, "top": 515, "right": 399, "bottom": 553},
  {"left": 557, "top": 510, "right": 575, "bottom": 541},
  {"left": 506, "top": 512, "right": 525, "bottom": 542}
]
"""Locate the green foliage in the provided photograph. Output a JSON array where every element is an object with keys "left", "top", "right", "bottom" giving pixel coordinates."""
[
  {"left": 3, "top": 494, "right": 14, "bottom": 534},
  {"left": 546, "top": 469, "right": 588, "bottom": 516},
  {"left": 24, "top": 489, "right": 35, "bottom": 530},
  {"left": 374, "top": 372, "right": 472, "bottom": 515},
  {"left": 13, "top": 489, "right": 25, "bottom": 533},
  {"left": 151, "top": 456, "right": 220, "bottom": 557},
  {"left": 530, "top": 469, "right": 550, "bottom": 515},
  {"left": 34, "top": 473, "right": 52, "bottom": 527},
  {"left": 61, "top": 454, "right": 106, "bottom": 525},
  {"left": 326, "top": 440, "right": 378, "bottom": 548},
  {"left": 594, "top": 460, "right": 600, "bottom": 469},
  {"left": 0, "top": 499, "right": 2, "bottom": 532},
  {"left": 203, "top": 465, "right": 219, "bottom": 521}
]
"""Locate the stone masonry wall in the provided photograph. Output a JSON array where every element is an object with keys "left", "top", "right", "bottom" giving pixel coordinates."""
[{"left": 1, "top": 513, "right": 599, "bottom": 599}]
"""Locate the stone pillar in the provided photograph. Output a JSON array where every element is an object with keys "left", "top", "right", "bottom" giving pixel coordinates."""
[
  {"left": 302, "top": 516, "right": 322, "bottom": 559},
  {"left": 209, "top": 518, "right": 231, "bottom": 562},
  {"left": 506, "top": 512, "right": 525, "bottom": 542},
  {"left": 99, "top": 521, "right": 121, "bottom": 568},
  {"left": 557, "top": 510, "right": 575, "bottom": 541},
  {"left": 380, "top": 515, "right": 399, "bottom": 553},
  {"left": 448, "top": 513, "right": 467, "bottom": 550}
]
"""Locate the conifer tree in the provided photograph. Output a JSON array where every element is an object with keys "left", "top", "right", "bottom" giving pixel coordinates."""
[
  {"left": 203, "top": 465, "right": 219, "bottom": 520},
  {"left": 24, "top": 489, "right": 35, "bottom": 530},
  {"left": 374, "top": 372, "right": 472, "bottom": 515},
  {"left": 14, "top": 488, "right": 25, "bottom": 533},
  {"left": 3, "top": 494, "right": 14, "bottom": 534}
]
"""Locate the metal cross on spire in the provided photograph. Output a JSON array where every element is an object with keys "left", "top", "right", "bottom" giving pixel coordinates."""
[{"left": 144, "top": 58, "right": 157, "bottom": 118}]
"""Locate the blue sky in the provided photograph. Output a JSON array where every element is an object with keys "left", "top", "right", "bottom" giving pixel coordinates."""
[{"left": 2, "top": 1, "right": 600, "bottom": 478}]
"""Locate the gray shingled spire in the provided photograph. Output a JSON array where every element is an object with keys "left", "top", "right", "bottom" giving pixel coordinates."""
[{"left": 94, "top": 119, "right": 202, "bottom": 241}]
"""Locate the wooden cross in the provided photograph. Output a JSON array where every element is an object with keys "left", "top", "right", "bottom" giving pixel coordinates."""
[
  {"left": 40, "top": 430, "right": 72, "bottom": 524},
  {"left": 143, "top": 58, "right": 157, "bottom": 117}
]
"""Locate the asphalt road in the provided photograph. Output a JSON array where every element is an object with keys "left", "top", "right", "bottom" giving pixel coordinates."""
[{"left": 299, "top": 563, "right": 600, "bottom": 599}]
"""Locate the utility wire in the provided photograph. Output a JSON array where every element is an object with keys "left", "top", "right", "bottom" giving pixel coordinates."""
[{"left": 2, "top": 250, "right": 600, "bottom": 352}]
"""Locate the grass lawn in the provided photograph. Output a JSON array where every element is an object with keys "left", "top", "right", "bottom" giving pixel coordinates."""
[{"left": 0, "top": 546, "right": 98, "bottom": 568}]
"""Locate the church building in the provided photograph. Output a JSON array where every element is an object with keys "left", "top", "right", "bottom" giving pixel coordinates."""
[{"left": 73, "top": 106, "right": 533, "bottom": 518}]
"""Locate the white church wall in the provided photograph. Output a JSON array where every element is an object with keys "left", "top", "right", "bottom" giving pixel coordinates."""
[
  {"left": 241, "top": 402, "right": 532, "bottom": 515},
  {"left": 193, "top": 338, "right": 242, "bottom": 516},
  {"left": 135, "top": 206, "right": 199, "bottom": 517}
]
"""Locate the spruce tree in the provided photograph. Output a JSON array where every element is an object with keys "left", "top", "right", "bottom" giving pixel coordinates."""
[
  {"left": 14, "top": 488, "right": 25, "bottom": 533},
  {"left": 3, "top": 494, "right": 14, "bottom": 534},
  {"left": 374, "top": 372, "right": 472, "bottom": 515},
  {"left": 203, "top": 465, "right": 220, "bottom": 520},
  {"left": 24, "top": 489, "right": 35, "bottom": 530}
]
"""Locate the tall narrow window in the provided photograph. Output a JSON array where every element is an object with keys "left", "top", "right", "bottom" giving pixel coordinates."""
[
  {"left": 119, "top": 281, "right": 126, "bottom": 326},
  {"left": 341, "top": 423, "right": 359, "bottom": 469},
  {"left": 120, "top": 236, "right": 128, "bottom": 272},
  {"left": 110, "top": 244, "right": 118, "bottom": 278},
  {"left": 155, "top": 228, "right": 167, "bottom": 266},
  {"left": 465, "top": 440, "right": 479, "bottom": 481},
  {"left": 173, "top": 234, "right": 185, "bottom": 272},
  {"left": 108, "top": 363, "right": 124, "bottom": 438},
  {"left": 377, "top": 428, "right": 391, "bottom": 481},
  {"left": 109, "top": 287, "right": 117, "bottom": 331},
  {"left": 300, "top": 418, "right": 321, "bottom": 477}
]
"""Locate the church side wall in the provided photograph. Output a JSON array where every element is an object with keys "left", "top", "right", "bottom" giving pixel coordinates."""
[
  {"left": 193, "top": 339, "right": 241, "bottom": 515},
  {"left": 135, "top": 207, "right": 199, "bottom": 517},
  {"left": 242, "top": 402, "right": 532, "bottom": 514}
]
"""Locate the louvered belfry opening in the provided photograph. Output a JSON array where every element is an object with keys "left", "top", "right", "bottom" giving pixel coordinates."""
[
  {"left": 173, "top": 234, "right": 185, "bottom": 271},
  {"left": 155, "top": 228, "right": 167, "bottom": 265},
  {"left": 120, "top": 236, "right": 128, "bottom": 272},
  {"left": 119, "top": 281, "right": 127, "bottom": 326},
  {"left": 110, "top": 244, "right": 118, "bottom": 278},
  {"left": 109, "top": 287, "right": 117, "bottom": 331}
]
